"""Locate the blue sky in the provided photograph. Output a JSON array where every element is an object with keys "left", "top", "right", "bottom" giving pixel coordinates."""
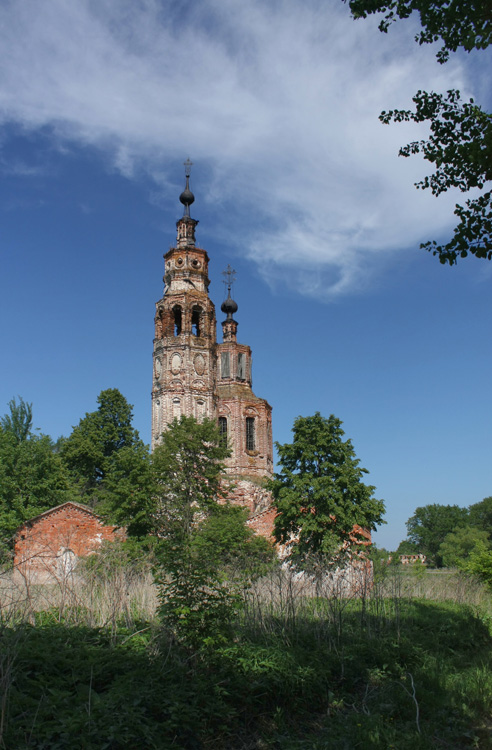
[{"left": 1, "top": 0, "right": 491, "bottom": 549}]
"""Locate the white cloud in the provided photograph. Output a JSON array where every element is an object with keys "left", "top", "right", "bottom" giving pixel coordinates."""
[{"left": 0, "top": 0, "right": 483, "bottom": 297}]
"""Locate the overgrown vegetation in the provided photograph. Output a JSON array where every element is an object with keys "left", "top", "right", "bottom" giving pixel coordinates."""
[
  {"left": 0, "top": 390, "right": 153, "bottom": 557},
  {"left": 2, "top": 560, "right": 492, "bottom": 749},
  {"left": 2, "top": 394, "right": 492, "bottom": 746},
  {"left": 0, "top": 399, "right": 76, "bottom": 553}
]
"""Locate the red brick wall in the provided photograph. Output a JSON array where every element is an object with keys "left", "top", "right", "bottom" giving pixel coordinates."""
[
  {"left": 246, "top": 506, "right": 277, "bottom": 539},
  {"left": 13, "top": 503, "right": 125, "bottom": 583}
]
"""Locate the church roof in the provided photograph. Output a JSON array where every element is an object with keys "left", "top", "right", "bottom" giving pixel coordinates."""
[
  {"left": 216, "top": 383, "right": 272, "bottom": 406},
  {"left": 15, "top": 501, "right": 105, "bottom": 530}
]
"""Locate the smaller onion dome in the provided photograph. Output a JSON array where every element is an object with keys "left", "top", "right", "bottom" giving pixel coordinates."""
[
  {"left": 221, "top": 293, "right": 238, "bottom": 319},
  {"left": 179, "top": 178, "right": 195, "bottom": 216}
]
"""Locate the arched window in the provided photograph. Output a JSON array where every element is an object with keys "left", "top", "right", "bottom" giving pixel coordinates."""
[
  {"left": 195, "top": 399, "right": 205, "bottom": 421},
  {"left": 219, "top": 416, "right": 228, "bottom": 444},
  {"left": 172, "top": 398, "right": 181, "bottom": 420},
  {"left": 191, "top": 306, "right": 202, "bottom": 337},
  {"left": 173, "top": 306, "right": 182, "bottom": 336},
  {"left": 246, "top": 417, "right": 255, "bottom": 451}
]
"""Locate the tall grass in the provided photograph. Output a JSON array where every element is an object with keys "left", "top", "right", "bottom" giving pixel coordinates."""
[
  {"left": 2, "top": 551, "right": 490, "bottom": 630},
  {"left": 242, "top": 562, "right": 492, "bottom": 637},
  {"left": 1, "top": 555, "right": 492, "bottom": 749},
  {"left": 0, "top": 560, "right": 157, "bottom": 629}
]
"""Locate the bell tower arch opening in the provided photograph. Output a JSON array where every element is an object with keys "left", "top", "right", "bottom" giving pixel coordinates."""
[
  {"left": 191, "top": 305, "right": 202, "bottom": 337},
  {"left": 173, "top": 305, "right": 182, "bottom": 336}
]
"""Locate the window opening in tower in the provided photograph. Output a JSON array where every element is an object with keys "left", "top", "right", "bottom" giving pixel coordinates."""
[
  {"left": 196, "top": 399, "right": 205, "bottom": 421},
  {"left": 221, "top": 351, "right": 230, "bottom": 378},
  {"left": 246, "top": 417, "right": 255, "bottom": 451},
  {"left": 173, "top": 398, "right": 181, "bottom": 419},
  {"left": 219, "top": 416, "right": 228, "bottom": 445},
  {"left": 237, "top": 352, "right": 245, "bottom": 380},
  {"left": 191, "top": 307, "right": 201, "bottom": 337},
  {"left": 173, "top": 306, "right": 182, "bottom": 336}
]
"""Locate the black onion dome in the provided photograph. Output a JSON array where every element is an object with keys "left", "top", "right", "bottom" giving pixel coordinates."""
[
  {"left": 221, "top": 293, "right": 238, "bottom": 317},
  {"left": 179, "top": 180, "right": 195, "bottom": 210},
  {"left": 179, "top": 187, "right": 194, "bottom": 208}
]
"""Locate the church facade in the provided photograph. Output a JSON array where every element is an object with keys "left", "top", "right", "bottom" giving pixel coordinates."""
[{"left": 151, "top": 165, "right": 274, "bottom": 528}]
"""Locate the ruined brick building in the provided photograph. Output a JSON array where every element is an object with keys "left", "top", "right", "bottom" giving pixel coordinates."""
[
  {"left": 11, "top": 166, "right": 375, "bottom": 586},
  {"left": 12, "top": 165, "right": 275, "bottom": 583},
  {"left": 12, "top": 166, "right": 375, "bottom": 584},
  {"left": 14, "top": 502, "right": 125, "bottom": 583},
  {"left": 152, "top": 163, "right": 275, "bottom": 534}
]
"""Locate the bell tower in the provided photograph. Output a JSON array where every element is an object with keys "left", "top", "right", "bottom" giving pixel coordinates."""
[
  {"left": 151, "top": 161, "right": 274, "bottom": 534},
  {"left": 152, "top": 160, "right": 217, "bottom": 447}
]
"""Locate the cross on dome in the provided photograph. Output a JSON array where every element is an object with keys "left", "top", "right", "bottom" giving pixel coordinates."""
[
  {"left": 179, "top": 158, "right": 195, "bottom": 217},
  {"left": 221, "top": 264, "right": 238, "bottom": 319}
]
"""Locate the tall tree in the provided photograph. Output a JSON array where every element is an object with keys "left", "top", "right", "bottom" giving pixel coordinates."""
[
  {"left": 347, "top": 0, "right": 491, "bottom": 61},
  {"left": 101, "top": 443, "right": 154, "bottom": 537},
  {"left": 1, "top": 397, "right": 33, "bottom": 443},
  {"left": 468, "top": 496, "right": 492, "bottom": 535},
  {"left": 405, "top": 503, "right": 469, "bottom": 565},
  {"left": 152, "top": 415, "right": 230, "bottom": 543},
  {"left": 60, "top": 389, "right": 147, "bottom": 510},
  {"left": 0, "top": 427, "right": 74, "bottom": 550},
  {"left": 346, "top": 0, "right": 492, "bottom": 264},
  {"left": 439, "top": 525, "right": 490, "bottom": 569},
  {"left": 271, "top": 413, "right": 385, "bottom": 564},
  {"left": 152, "top": 416, "right": 257, "bottom": 647}
]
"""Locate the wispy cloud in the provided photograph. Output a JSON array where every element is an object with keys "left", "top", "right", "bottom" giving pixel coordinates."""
[
  {"left": 0, "top": 0, "right": 481, "bottom": 297},
  {"left": 0, "top": 159, "right": 49, "bottom": 177}
]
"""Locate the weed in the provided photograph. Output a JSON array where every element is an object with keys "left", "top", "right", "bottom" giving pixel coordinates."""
[{"left": 1, "top": 559, "right": 492, "bottom": 747}]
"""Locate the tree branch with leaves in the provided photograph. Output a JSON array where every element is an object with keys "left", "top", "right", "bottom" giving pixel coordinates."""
[{"left": 346, "top": 0, "right": 492, "bottom": 264}]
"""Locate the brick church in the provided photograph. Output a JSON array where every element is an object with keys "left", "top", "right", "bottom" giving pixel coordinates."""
[
  {"left": 13, "top": 163, "right": 372, "bottom": 582},
  {"left": 151, "top": 162, "right": 275, "bottom": 535},
  {"left": 14, "top": 163, "right": 276, "bottom": 582}
]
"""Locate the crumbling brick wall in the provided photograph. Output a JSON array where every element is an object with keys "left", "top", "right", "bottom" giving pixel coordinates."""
[{"left": 13, "top": 502, "right": 125, "bottom": 583}]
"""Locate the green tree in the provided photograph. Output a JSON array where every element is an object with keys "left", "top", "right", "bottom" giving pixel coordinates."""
[
  {"left": 347, "top": 0, "right": 491, "bottom": 62},
  {"left": 101, "top": 443, "right": 154, "bottom": 537},
  {"left": 406, "top": 503, "right": 469, "bottom": 566},
  {"left": 0, "top": 398, "right": 76, "bottom": 549},
  {"left": 191, "top": 504, "right": 275, "bottom": 582},
  {"left": 439, "top": 525, "right": 490, "bottom": 568},
  {"left": 346, "top": 0, "right": 492, "bottom": 264},
  {"left": 468, "top": 496, "right": 492, "bottom": 535},
  {"left": 0, "top": 396, "right": 33, "bottom": 443},
  {"left": 463, "top": 540, "right": 492, "bottom": 587},
  {"left": 271, "top": 413, "right": 385, "bottom": 565},
  {"left": 60, "top": 389, "right": 149, "bottom": 520},
  {"left": 153, "top": 416, "right": 242, "bottom": 647},
  {"left": 151, "top": 416, "right": 230, "bottom": 542},
  {"left": 0, "top": 429, "right": 74, "bottom": 550}
]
